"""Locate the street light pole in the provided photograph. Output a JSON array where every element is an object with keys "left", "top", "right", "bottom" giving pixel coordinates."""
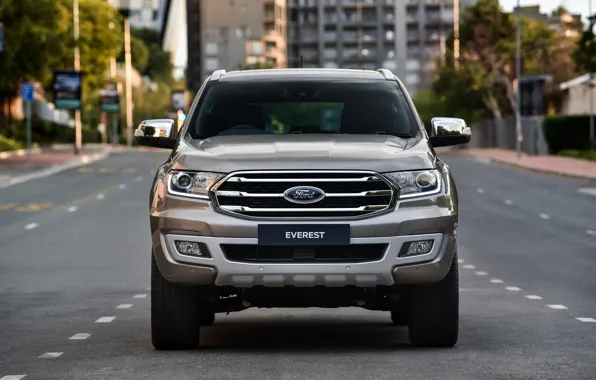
[
  {"left": 514, "top": 0, "right": 522, "bottom": 160},
  {"left": 124, "top": 18, "right": 133, "bottom": 147},
  {"left": 73, "top": 0, "right": 82, "bottom": 155},
  {"left": 589, "top": 0, "right": 594, "bottom": 146}
]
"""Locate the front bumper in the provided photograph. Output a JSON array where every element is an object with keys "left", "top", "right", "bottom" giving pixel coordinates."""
[{"left": 150, "top": 193, "right": 458, "bottom": 288}]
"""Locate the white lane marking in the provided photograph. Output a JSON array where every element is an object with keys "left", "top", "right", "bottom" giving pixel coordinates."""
[
  {"left": 587, "top": 229, "right": 596, "bottom": 236},
  {"left": 116, "top": 304, "right": 133, "bottom": 309},
  {"left": 38, "top": 352, "right": 62, "bottom": 359},
  {"left": 135, "top": 176, "right": 143, "bottom": 181},
  {"left": 69, "top": 333, "right": 91, "bottom": 340},
  {"left": 119, "top": 184, "right": 127, "bottom": 189},
  {"left": 133, "top": 294, "right": 147, "bottom": 299},
  {"left": 24, "top": 223, "right": 38, "bottom": 230},
  {"left": 475, "top": 271, "right": 488, "bottom": 276},
  {"left": 67, "top": 206, "right": 78, "bottom": 212},
  {"left": 504, "top": 199, "right": 513, "bottom": 205},
  {"left": 490, "top": 279, "right": 504, "bottom": 284},
  {"left": 457, "top": 259, "right": 464, "bottom": 264},
  {"left": 463, "top": 264, "right": 475, "bottom": 269},
  {"left": 547, "top": 304, "right": 567, "bottom": 310},
  {"left": 476, "top": 188, "right": 485, "bottom": 194},
  {"left": 95, "top": 316, "right": 116, "bottom": 323},
  {"left": 578, "top": 188, "right": 596, "bottom": 196},
  {"left": 473, "top": 157, "right": 492, "bottom": 164},
  {"left": 506, "top": 286, "right": 521, "bottom": 291},
  {"left": 96, "top": 193, "right": 105, "bottom": 200},
  {"left": 525, "top": 295, "right": 543, "bottom": 300},
  {"left": 576, "top": 317, "right": 596, "bottom": 323},
  {"left": 1, "top": 376, "right": 27, "bottom": 380},
  {"left": 539, "top": 213, "right": 550, "bottom": 220}
]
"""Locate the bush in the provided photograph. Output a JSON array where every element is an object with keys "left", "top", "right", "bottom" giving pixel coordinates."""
[
  {"left": 558, "top": 149, "right": 596, "bottom": 161},
  {"left": 0, "top": 134, "right": 23, "bottom": 152},
  {"left": 1, "top": 119, "right": 102, "bottom": 146},
  {"left": 542, "top": 115, "right": 594, "bottom": 154}
]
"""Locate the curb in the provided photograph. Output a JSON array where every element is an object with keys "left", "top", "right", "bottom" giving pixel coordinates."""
[
  {"left": 0, "top": 148, "right": 43, "bottom": 160},
  {"left": 0, "top": 148, "right": 113, "bottom": 190},
  {"left": 457, "top": 152, "right": 596, "bottom": 181}
]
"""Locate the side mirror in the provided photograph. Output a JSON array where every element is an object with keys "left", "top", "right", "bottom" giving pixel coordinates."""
[
  {"left": 134, "top": 119, "right": 177, "bottom": 149},
  {"left": 429, "top": 117, "right": 471, "bottom": 147}
]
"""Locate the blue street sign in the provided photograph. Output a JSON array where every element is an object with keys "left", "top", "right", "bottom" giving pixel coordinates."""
[{"left": 21, "top": 83, "right": 34, "bottom": 102}]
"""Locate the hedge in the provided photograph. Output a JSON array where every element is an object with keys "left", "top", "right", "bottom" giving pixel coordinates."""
[
  {"left": 0, "top": 134, "right": 23, "bottom": 152},
  {"left": 1, "top": 119, "right": 102, "bottom": 147},
  {"left": 543, "top": 115, "right": 595, "bottom": 154}
]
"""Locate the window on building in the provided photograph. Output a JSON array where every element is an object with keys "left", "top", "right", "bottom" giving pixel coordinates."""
[
  {"left": 205, "top": 42, "right": 218, "bottom": 56},
  {"left": 405, "top": 73, "right": 420, "bottom": 85},
  {"left": 385, "top": 30, "right": 394, "bottom": 40},
  {"left": 324, "top": 62, "right": 338, "bottom": 68},
  {"left": 250, "top": 41, "right": 263, "bottom": 55},
  {"left": 406, "top": 59, "right": 420, "bottom": 71},
  {"left": 387, "top": 50, "right": 395, "bottom": 59},
  {"left": 382, "top": 60, "right": 397, "bottom": 70}
]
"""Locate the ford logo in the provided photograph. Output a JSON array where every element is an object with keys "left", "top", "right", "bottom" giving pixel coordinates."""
[{"left": 283, "top": 186, "right": 326, "bottom": 204}]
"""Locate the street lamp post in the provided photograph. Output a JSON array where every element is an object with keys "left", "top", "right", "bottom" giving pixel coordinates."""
[
  {"left": 73, "top": 0, "right": 82, "bottom": 155},
  {"left": 589, "top": 0, "right": 594, "bottom": 146},
  {"left": 514, "top": 0, "right": 523, "bottom": 160}
]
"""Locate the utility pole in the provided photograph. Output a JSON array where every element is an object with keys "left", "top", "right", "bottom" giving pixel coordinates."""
[
  {"left": 124, "top": 18, "right": 133, "bottom": 147},
  {"left": 109, "top": 21, "right": 118, "bottom": 147},
  {"left": 514, "top": 0, "right": 523, "bottom": 160},
  {"left": 589, "top": 0, "right": 594, "bottom": 146},
  {"left": 453, "top": 0, "right": 460, "bottom": 68},
  {"left": 73, "top": 0, "right": 82, "bottom": 155}
]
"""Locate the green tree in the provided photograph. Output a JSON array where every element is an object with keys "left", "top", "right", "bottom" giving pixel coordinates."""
[
  {"left": 573, "top": 15, "right": 596, "bottom": 73},
  {"left": 118, "top": 35, "right": 149, "bottom": 73},
  {"left": 50, "top": 0, "right": 123, "bottom": 100},
  {"left": 126, "top": 28, "right": 173, "bottom": 83},
  {"left": 0, "top": 0, "right": 62, "bottom": 101},
  {"left": 429, "top": 0, "right": 573, "bottom": 120}
]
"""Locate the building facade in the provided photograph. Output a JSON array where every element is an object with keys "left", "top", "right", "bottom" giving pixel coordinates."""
[
  {"left": 109, "top": 0, "right": 164, "bottom": 31},
  {"left": 287, "top": 0, "right": 474, "bottom": 93},
  {"left": 197, "top": 0, "right": 287, "bottom": 83}
]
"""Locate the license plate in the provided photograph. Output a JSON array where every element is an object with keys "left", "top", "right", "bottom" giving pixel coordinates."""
[{"left": 258, "top": 224, "right": 350, "bottom": 246}]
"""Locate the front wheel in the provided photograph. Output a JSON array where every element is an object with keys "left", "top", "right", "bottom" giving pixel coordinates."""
[
  {"left": 407, "top": 249, "right": 459, "bottom": 347},
  {"left": 151, "top": 253, "right": 201, "bottom": 350}
]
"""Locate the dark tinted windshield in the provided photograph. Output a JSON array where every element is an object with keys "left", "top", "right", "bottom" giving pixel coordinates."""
[{"left": 187, "top": 80, "right": 420, "bottom": 139}]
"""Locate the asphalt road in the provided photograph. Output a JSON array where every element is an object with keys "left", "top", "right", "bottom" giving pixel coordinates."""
[{"left": 0, "top": 150, "right": 595, "bottom": 380}]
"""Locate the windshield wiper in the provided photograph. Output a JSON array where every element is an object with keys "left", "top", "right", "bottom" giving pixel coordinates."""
[{"left": 376, "top": 131, "right": 412, "bottom": 138}]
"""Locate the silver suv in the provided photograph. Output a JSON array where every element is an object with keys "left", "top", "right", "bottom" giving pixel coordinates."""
[{"left": 136, "top": 68, "right": 471, "bottom": 350}]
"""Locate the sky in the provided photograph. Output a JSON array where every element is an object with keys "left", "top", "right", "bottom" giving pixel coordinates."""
[{"left": 499, "top": 0, "right": 593, "bottom": 20}]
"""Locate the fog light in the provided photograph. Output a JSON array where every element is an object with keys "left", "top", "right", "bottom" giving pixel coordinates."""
[
  {"left": 174, "top": 241, "right": 211, "bottom": 257},
  {"left": 398, "top": 240, "right": 434, "bottom": 257}
]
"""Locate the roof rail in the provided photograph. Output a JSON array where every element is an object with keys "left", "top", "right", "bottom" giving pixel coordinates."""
[
  {"left": 377, "top": 68, "right": 395, "bottom": 80},
  {"left": 210, "top": 69, "right": 226, "bottom": 81}
]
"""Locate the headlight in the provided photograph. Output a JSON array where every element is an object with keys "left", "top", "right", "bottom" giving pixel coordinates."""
[
  {"left": 167, "top": 171, "right": 224, "bottom": 199},
  {"left": 384, "top": 170, "right": 442, "bottom": 199}
]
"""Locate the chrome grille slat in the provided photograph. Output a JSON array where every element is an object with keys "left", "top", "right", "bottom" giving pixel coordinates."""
[
  {"left": 227, "top": 176, "right": 381, "bottom": 183},
  {"left": 213, "top": 171, "right": 395, "bottom": 219}
]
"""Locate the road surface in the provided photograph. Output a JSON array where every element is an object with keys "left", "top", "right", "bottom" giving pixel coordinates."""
[{"left": 0, "top": 150, "right": 595, "bottom": 380}]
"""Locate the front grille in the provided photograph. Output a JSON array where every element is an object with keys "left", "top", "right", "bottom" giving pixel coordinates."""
[
  {"left": 221, "top": 244, "right": 388, "bottom": 263},
  {"left": 213, "top": 171, "right": 395, "bottom": 219}
]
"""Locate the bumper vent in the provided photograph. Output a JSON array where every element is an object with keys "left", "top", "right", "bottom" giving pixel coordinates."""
[
  {"left": 213, "top": 171, "right": 395, "bottom": 219},
  {"left": 221, "top": 244, "right": 388, "bottom": 263}
]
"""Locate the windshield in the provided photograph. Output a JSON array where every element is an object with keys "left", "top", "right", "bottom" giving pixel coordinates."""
[{"left": 186, "top": 80, "right": 420, "bottom": 139}]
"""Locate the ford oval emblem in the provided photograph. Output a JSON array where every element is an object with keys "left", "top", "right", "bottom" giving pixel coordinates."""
[{"left": 283, "top": 186, "right": 326, "bottom": 204}]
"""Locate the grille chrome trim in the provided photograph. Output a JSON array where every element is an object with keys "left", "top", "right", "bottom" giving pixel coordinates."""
[
  {"left": 211, "top": 170, "right": 397, "bottom": 220},
  {"left": 216, "top": 190, "right": 393, "bottom": 198},
  {"left": 226, "top": 176, "right": 382, "bottom": 183},
  {"left": 220, "top": 205, "right": 387, "bottom": 213}
]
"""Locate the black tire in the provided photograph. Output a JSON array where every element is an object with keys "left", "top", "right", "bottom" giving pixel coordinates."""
[
  {"left": 407, "top": 249, "right": 459, "bottom": 347},
  {"left": 200, "top": 311, "right": 215, "bottom": 326},
  {"left": 151, "top": 253, "right": 201, "bottom": 350}
]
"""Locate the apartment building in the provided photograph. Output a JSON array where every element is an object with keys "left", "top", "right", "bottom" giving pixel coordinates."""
[
  {"left": 287, "top": 0, "right": 474, "bottom": 93},
  {"left": 197, "top": 0, "right": 287, "bottom": 83}
]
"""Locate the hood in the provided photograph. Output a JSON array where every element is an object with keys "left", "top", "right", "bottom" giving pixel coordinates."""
[{"left": 172, "top": 134, "right": 435, "bottom": 173}]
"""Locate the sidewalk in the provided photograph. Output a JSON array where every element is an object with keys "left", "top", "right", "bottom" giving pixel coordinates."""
[
  {"left": 457, "top": 148, "right": 596, "bottom": 181},
  {"left": 0, "top": 146, "right": 113, "bottom": 190}
]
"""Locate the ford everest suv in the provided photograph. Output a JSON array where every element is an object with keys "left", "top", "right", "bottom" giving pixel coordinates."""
[{"left": 135, "top": 68, "right": 471, "bottom": 350}]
